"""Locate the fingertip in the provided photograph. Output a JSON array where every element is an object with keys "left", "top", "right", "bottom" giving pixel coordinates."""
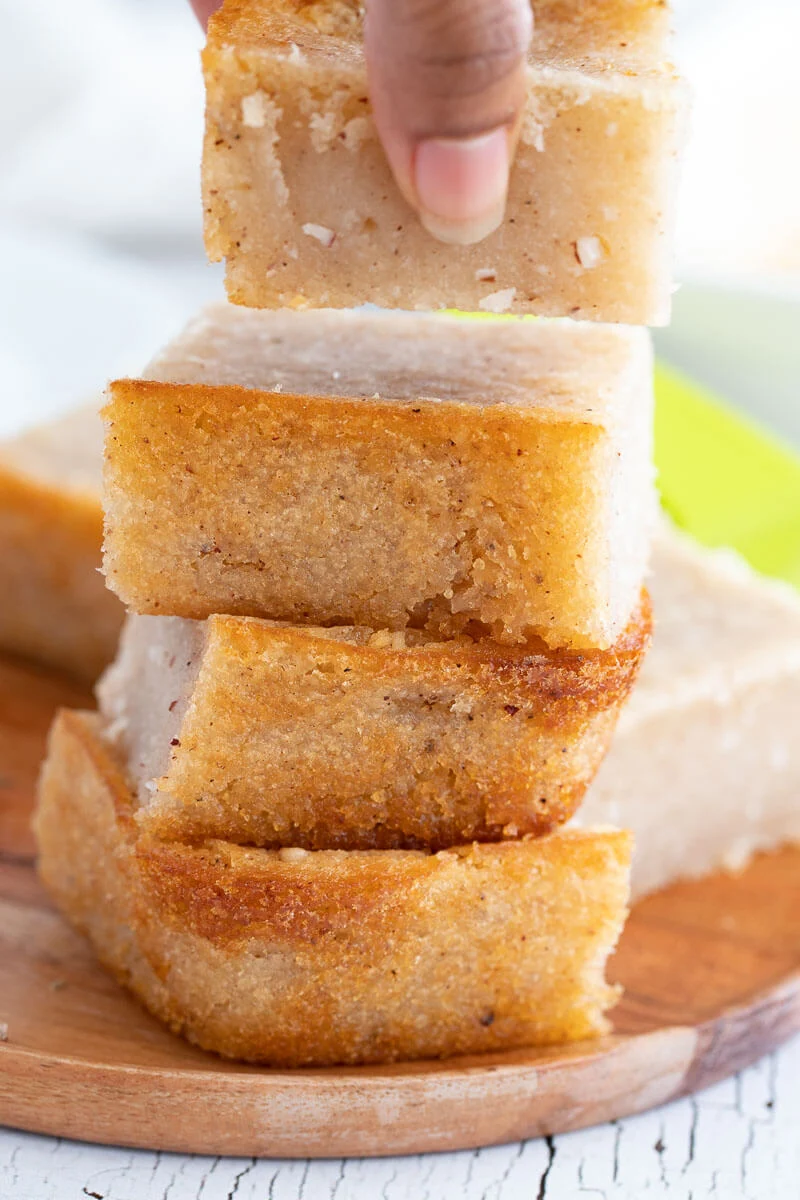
[
  {"left": 414, "top": 129, "right": 511, "bottom": 246},
  {"left": 364, "top": 0, "right": 532, "bottom": 245}
]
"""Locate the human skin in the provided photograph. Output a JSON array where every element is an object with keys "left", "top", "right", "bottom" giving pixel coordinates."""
[{"left": 190, "top": 0, "right": 533, "bottom": 245}]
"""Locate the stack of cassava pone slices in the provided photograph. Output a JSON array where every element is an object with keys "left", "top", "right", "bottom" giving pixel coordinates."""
[{"left": 36, "top": 0, "right": 688, "bottom": 1067}]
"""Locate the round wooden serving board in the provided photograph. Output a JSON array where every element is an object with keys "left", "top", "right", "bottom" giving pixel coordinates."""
[{"left": 1, "top": 654, "right": 800, "bottom": 1159}]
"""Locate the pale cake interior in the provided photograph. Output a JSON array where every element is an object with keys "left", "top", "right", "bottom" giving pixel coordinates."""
[
  {"left": 1, "top": 404, "right": 102, "bottom": 497},
  {"left": 146, "top": 305, "right": 647, "bottom": 421},
  {"left": 97, "top": 613, "right": 436, "bottom": 810},
  {"left": 580, "top": 525, "right": 800, "bottom": 897}
]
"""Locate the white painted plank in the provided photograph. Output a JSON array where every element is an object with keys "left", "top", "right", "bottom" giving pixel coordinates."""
[{"left": 2, "top": 1036, "right": 799, "bottom": 1200}]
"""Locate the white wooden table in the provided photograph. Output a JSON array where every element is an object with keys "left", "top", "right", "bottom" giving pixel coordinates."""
[{"left": 2, "top": 1035, "right": 798, "bottom": 1199}]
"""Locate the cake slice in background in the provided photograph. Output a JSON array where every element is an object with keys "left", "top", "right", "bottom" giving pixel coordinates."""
[
  {"left": 0, "top": 406, "right": 122, "bottom": 680},
  {"left": 581, "top": 525, "right": 800, "bottom": 899}
]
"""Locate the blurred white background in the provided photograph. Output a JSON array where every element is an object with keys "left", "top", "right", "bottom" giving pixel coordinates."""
[{"left": 1, "top": 0, "right": 799, "bottom": 436}]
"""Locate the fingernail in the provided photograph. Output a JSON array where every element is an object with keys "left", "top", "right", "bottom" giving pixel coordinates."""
[{"left": 414, "top": 128, "right": 510, "bottom": 246}]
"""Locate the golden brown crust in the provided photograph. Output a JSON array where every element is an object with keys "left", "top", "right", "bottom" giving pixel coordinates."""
[
  {"left": 108, "top": 599, "right": 650, "bottom": 850},
  {"left": 103, "top": 363, "right": 651, "bottom": 650},
  {"left": 36, "top": 710, "right": 631, "bottom": 1066},
  {"left": 135, "top": 838, "right": 432, "bottom": 948}
]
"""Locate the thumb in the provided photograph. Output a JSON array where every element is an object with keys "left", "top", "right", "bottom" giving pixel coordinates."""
[
  {"left": 190, "top": 0, "right": 221, "bottom": 28},
  {"left": 365, "top": 0, "right": 533, "bottom": 246}
]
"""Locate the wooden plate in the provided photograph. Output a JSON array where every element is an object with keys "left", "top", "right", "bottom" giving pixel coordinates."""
[{"left": 1, "top": 654, "right": 799, "bottom": 1159}]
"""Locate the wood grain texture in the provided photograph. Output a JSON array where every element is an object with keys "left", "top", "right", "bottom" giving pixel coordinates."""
[
  {"left": 3, "top": 1049, "right": 800, "bottom": 1200},
  {"left": 0, "top": 654, "right": 799, "bottom": 1159}
]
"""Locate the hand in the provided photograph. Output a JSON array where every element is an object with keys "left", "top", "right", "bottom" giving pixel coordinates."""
[
  {"left": 191, "top": 0, "right": 532, "bottom": 245},
  {"left": 191, "top": 1, "right": 220, "bottom": 24}
]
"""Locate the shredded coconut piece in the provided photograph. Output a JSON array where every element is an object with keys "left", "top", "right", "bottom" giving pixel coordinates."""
[
  {"left": 342, "top": 116, "right": 371, "bottom": 151},
  {"left": 367, "top": 629, "right": 407, "bottom": 650},
  {"left": 302, "top": 223, "right": 336, "bottom": 247},
  {"left": 519, "top": 107, "right": 546, "bottom": 152},
  {"left": 576, "top": 236, "right": 605, "bottom": 269},
  {"left": 279, "top": 847, "right": 309, "bottom": 863},
  {"left": 475, "top": 267, "right": 497, "bottom": 283},
  {"left": 241, "top": 92, "right": 269, "bottom": 129},
  {"left": 239, "top": 94, "right": 288, "bottom": 205},
  {"left": 478, "top": 288, "right": 516, "bottom": 314}
]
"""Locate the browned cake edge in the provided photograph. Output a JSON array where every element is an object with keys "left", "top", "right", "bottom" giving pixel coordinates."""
[
  {"left": 113, "top": 595, "right": 650, "bottom": 850},
  {"left": 103, "top": 378, "right": 649, "bottom": 650},
  {"left": 35, "top": 710, "right": 631, "bottom": 1066}
]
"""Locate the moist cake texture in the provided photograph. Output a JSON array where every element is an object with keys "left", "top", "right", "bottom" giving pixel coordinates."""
[
  {"left": 97, "top": 600, "right": 650, "bottom": 850},
  {"left": 203, "top": 0, "right": 686, "bottom": 322},
  {"left": 581, "top": 526, "right": 800, "bottom": 898},
  {"left": 0, "top": 407, "right": 123, "bottom": 680},
  {"left": 103, "top": 306, "right": 655, "bottom": 650},
  {"left": 36, "top": 710, "right": 632, "bottom": 1067}
]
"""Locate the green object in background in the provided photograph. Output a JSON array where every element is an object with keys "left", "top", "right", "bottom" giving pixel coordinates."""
[
  {"left": 655, "top": 362, "right": 800, "bottom": 589},
  {"left": 444, "top": 310, "right": 800, "bottom": 588}
]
